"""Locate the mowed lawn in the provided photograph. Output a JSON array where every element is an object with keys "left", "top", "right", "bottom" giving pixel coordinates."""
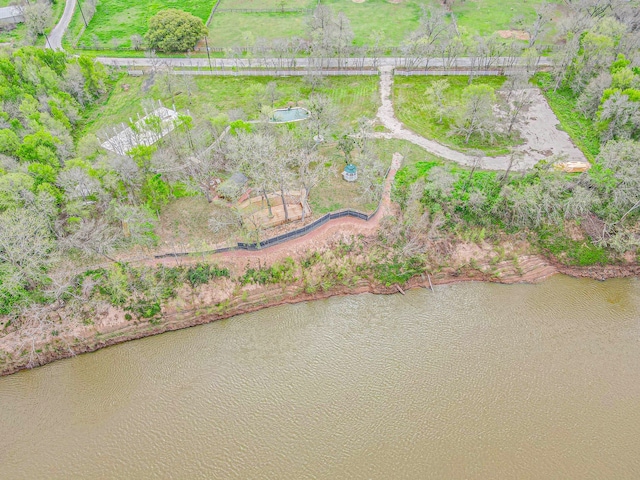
[
  {"left": 82, "top": 74, "right": 380, "bottom": 138},
  {"left": 321, "top": 0, "right": 427, "bottom": 46},
  {"left": 78, "top": 0, "right": 215, "bottom": 49},
  {"left": 453, "top": 0, "right": 561, "bottom": 36},
  {"left": 394, "top": 75, "right": 517, "bottom": 156},
  {"left": 207, "top": 12, "right": 308, "bottom": 47},
  {"left": 217, "top": 0, "right": 316, "bottom": 9}
]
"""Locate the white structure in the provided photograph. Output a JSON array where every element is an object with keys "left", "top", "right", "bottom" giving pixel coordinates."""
[
  {"left": 0, "top": 6, "right": 24, "bottom": 27},
  {"left": 99, "top": 104, "right": 180, "bottom": 155},
  {"left": 342, "top": 163, "right": 357, "bottom": 182}
]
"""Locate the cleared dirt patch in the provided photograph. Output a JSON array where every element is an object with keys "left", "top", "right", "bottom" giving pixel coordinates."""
[{"left": 496, "top": 30, "right": 530, "bottom": 41}]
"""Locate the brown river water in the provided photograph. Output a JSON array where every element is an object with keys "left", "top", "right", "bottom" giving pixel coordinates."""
[{"left": 1, "top": 275, "right": 640, "bottom": 479}]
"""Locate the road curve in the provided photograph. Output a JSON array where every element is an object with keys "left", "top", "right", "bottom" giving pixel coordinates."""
[
  {"left": 374, "top": 67, "right": 588, "bottom": 171},
  {"left": 47, "top": 0, "right": 75, "bottom": 50}
]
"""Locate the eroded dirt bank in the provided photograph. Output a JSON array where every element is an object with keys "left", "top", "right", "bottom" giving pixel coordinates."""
[{"left": 1, "top": 252, "right": 637, "bottom": 378}]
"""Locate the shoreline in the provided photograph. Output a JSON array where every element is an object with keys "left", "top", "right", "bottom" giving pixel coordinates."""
[{"left": 1, "top": 257, "right": 637, "bottom": 378}]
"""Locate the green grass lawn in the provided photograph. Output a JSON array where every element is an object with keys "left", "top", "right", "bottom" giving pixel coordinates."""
[
  {"left": 217, "top": 0, "right": 316, "bottom": 9},
  {"left": 452, "top": 0, "right": 558, "bottom": 37},
  {"left": 81, "top": 74, "right": 380, "bottom": 141},
  {"left": 76, "top": 0, "right": 215, "bottom": 49},
  {"left": 67, "top": 0, "right": 566, "bottom": 52},
  {"left": 208, "top": 12, "right": 308, "bottom": 47},
  {"left": 533, "top": 72, "right": 600, "bottom": 161},
  {"left": 393, "top": 75, "right": 519, "bottom": 156},
  {"left": 321, "top": 0, "right": 426, "bottom": 46}
]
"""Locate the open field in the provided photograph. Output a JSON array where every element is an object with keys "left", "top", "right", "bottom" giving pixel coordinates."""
[
  {"left": 453, "top": 0, "right": 558, "bottom": 37},
  {"left": 393, "top": 75, "right": 518, "bottom": 156},
  {"left": 67, "top": 0, "right": 565, "bottom": 51},
  {"left": 207, "top": 12, "right": 308, "bottom": 47},
  {"left": 81, "top": 74, "right": 380, "bottom": 138},
  {"left": 217, "top": 0, "right": 316, "bottom": 9},
  {"left": 321, "top": 0, "right": 424, "bottom": 46},
  {"left": 75, "top": 0, "right": 214, "bottom": 49}
]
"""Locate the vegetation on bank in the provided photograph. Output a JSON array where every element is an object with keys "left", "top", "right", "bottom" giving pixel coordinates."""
[{"left": 1, "top": 0, "right": 640, "bottom": 372}]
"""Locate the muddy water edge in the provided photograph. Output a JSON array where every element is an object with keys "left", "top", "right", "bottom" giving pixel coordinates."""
[{"left": 1, "top": 275, "right": 640, "bottom": 479}]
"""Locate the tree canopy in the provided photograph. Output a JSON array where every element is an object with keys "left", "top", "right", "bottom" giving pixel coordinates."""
[{"left": 145, "top": 9, "right": 208, "bottom": 52}]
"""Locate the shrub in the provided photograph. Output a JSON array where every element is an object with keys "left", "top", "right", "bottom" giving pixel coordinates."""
[{"left": 145, "top": 9, "right": 207, "bottom": 52}]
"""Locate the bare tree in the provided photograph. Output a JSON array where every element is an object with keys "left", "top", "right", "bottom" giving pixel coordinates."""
[
  {"left": 0, "top": 207, "right": 57, "bottom": 296},
  {"left": 131, "top": 34, "right": 144, "bottom": 50},
  {"left": 58, "top": 218, "right": 120, "bottom": 262},
  {"left": 225, "top": 130, "right": 278, "bottom": 217},
  {"left": 599, "top": 91, "right": 640, "bottom": 141},
  {"left": 526, "top": 1, "right": 555, "bottom": 47},
  {"left": 452, "top": 84, "right": 497, "bottom": 144},
  {"left": 23, "top": 0, "right": 53, "bottom": 42},
  {"left": 296, "top": 148, "right": 329, "bottom": 221},
  {"left": 424, "top": 79, "right": 450, "bottom": 124}
]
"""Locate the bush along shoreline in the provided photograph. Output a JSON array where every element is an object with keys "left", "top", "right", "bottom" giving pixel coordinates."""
[{"left": 1, "top": 232, "right": 638, "bottom": 377}]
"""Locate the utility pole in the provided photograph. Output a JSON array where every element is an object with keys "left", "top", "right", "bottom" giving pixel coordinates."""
[
  {"left": 43, "top": 32, "right": 53, "bottom": 49},
  {"left": 77, "top": 0, "right": 88, "bottom": 27},
  {"left": 204, "top": 36, "right": 212, "bottom": 72}
]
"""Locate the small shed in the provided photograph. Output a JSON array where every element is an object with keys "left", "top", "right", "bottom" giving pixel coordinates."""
[
  {"left": 0, "top": 7, "right": 24, "bottom": 27},
  {"left": 342, "top": 163, "right": 357, "bottom": 182}
]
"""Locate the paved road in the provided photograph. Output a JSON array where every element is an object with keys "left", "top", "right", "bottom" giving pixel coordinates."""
[
  {"left": 97, "top": 56, "right": 553, "bottom": 69},
  {"left": 47, "top": 0, "right": 76, "bottom": 50}
]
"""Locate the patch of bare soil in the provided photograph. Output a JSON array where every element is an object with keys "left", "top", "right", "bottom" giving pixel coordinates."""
[{"left": 497, "top": 30, "right": 530, "bottom": 41}]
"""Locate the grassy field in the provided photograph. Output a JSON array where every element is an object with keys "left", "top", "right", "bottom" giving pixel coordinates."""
[
  {"left": 393, "top": 75, "right": 518, "bottom": 156},
  {"left": 218, "top": 0, "right": 316, "bottom": 9},
  {"left": 81, "top": 74, "right": 380, "bottom": 141},
  {"left": 321, "top": 0, "right": 425, "bottom": 46},
  {"left": 533, "top": 72, "right": 600, "bottom": 161},
  {"left": 208, "top": 12, "right": 308, "bottom": 47},
  {"left": 453, "top": 0, "right": 557, "bottom": 37},
  {"left": 75, "top": 0, "right": 214, "bottom": 49},
  {"left": 68, "top": 0, "right": 564, "bottom": 51}
]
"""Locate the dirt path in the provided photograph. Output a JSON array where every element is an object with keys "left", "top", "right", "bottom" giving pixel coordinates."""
[
  {"left": 374, "top": 67, "right": 589, "bottom": 171},
  {"left": 150, "top": 153, "right": 402, "bottom": 272}
]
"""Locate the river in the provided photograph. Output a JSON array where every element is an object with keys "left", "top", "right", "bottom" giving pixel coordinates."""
[{"left": 1, "top": 275, "right": 639, "bottom": 479}]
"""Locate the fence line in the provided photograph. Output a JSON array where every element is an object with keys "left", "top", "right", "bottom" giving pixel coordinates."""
[
  {"left": 206, "top": 0, "right": 223, "bottom": 26},
  {"left": 154, "top": 166, "right": 392, "bottom": 259},
  {"left": 216, "top": 7, "right": 312, "bottom": 13},
  {"left": 170, "top": 69, "right": 379, "bottom": 76}
]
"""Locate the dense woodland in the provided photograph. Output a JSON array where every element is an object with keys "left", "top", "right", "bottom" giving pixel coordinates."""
[{"left": 0, "top": 0, "right": 639, "bottom": 324}]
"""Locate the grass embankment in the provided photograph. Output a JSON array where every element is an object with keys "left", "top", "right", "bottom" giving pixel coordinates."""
[
  {"left": 533, "top": 72, "right": 600, "bottom": 162},
  {"left": 393, "top": 75, "right": 520, "bottom": 156}
]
